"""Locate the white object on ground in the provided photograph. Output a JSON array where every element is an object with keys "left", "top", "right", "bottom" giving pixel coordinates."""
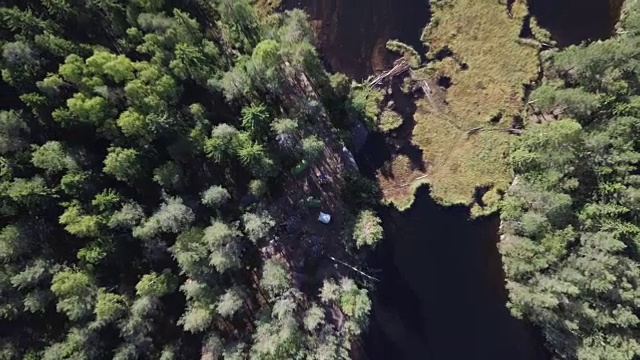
[{"left": 318, "top": 212, "right": 331, "bottom": 224}]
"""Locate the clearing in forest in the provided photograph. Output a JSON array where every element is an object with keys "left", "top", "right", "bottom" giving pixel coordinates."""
[{"left": 380, "top": 0, "right": 540, "bottom": 214}]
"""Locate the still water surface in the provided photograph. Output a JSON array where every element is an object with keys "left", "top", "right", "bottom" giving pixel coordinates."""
[{"left": 357, "top": 136, "right": 548, "bottom": 360}]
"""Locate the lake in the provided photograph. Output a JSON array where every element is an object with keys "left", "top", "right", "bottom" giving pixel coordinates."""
[{"left": 356, "top": 134, "right": 548, "bottom": 359}]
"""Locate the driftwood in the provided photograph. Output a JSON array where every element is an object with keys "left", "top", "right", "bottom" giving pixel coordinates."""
[
  {"left": 409, "top": 69, "right": 440, "bottom": 113},
  {"left": 467, "top": 126, "right": 523, "bottom": 135},
  {"left": 383, "top": 174, "right": 429, "bottom": 193},
  {"left": 368, "top": 58, "right": 410, "bottom": 87},
  {"left": 369, "top": 60, "right": 441, "bottom": 113},
  {"left": 329, "top": 256, "right": 379, "bottom": 282}
]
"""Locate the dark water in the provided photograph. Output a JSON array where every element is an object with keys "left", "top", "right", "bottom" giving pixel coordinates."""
[
  {"left": 355, "top": 135, "right": 549, "bottom": 360},
  {"left": 528, "top": 0, "right": 624, "bottom": 46},
  {"left": 282, "top": 0, "right": 428, "bottom": 79}
]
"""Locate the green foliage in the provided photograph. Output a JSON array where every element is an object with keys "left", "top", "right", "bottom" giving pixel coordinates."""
[
  {"left": 242, "top": 211, "right": 275, "bottom": 243},
  {"left": 386, "top": 39, "right": 421, "bottom": 68},
  {"left": 337, "top": 278, "right": 371, "bottom": 335},
  {"left": 241, "top": 103, "right": 270, "bottom": 138},
  {"left": 5, "top": 176, "right": 51, "bottom": 207},
  {"left": 261, "top": 259, "right": 290, "bottom": 297},
  {"left": 65, "top": 93, "right": 112, "bottom": 126},
  {"left": 201, "top": 185, "right": 231, "bottom": 208},
  {"left": 117, "top": 110, "right": 151, "bottom": 140},
  {"left": 153, "top": 161, "right": 183, "bottom": 190},
  {"left": 300, "top": 135, "right": 324, "bottom": 163},
  {"left": 271, "top": 118, "right": 298, "bottom": 135},
  {"left": 205, "top": 124, "right": 239, "bottom": 162},
  {"left": 237, "top": 134, "right": 276, "bottom": 178},
  {"left": 530, "top": 84, "right": 602, "bottom": 120},
  {"left": 31, "top": 141, "right": 77, "bottom": 173},
  {"left": 133, "top": 196, "right": 194, "bottom": 240},
  {"left": 502, "top": 18, "right": 640, "bottom": 359},
  {"left": 0, "top": 225, "right": 29, "bottom": 261},
  {"left": 378, "top": 109, "right": 403, "bottom": 132},
  {"left": 108, "top": 202, "right": 144, "bottom": 229},
  {"left": 2, "top": 41, "right": 40, "bottom": 86},
  {"left": 103, "top": 147, "right": 143, "bottom": 183},
  {"left": 248, "top": 179, "right": 267, "bottom": 198},
  {"left": 0, "top": 110, "right": 29, "bottom": 154},
  {"left": 510, "top": 119, "right": 583, "bottom": 190},
  {"left": 50, "top": 269, "right": 95, "bottom": 321},
  {"left": 343, "top": 171, "right": 380, "bottom": 209},
  {"left": 203, "top": 220, "right": 242, "bottom": 273},
  {"left": 59, "top": 203, "right": 102, "bottom": 238},
  {"left": 353, "top": 210, "right": 384, "bottom": 248},
  {"left": 136, "top": 270, "right": 178, "bottom": 297},
  {"left": 251, "top": 39, "right": 283, "bottom": 89},
  {"left": 179, "top": 304, "right": 214, "bottom": 333},
  {"left": 217, "top": 287, "right": 243, "bottom": 318},
  {"left": 349, "top": 86, "right": 383, "bottom": 128},
  {"left": 303, "top": 304, "right": 325, "bottom": 331},
  {"left": 0, "top": 1, "right": 374, "bottom": 357},
  {"left": 95, "top": 291, "right": 127, "bottom": 323},
  {"left": 92, "top": 189, "right": 121, "bottom": 213}
]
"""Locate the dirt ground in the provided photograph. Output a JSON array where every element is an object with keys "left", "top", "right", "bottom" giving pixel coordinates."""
[{"left": 263, "top": 69, "right": 360, "bottom": 290}]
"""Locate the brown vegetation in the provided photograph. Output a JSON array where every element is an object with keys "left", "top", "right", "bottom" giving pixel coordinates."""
[{"left": 378, "top": 0, "right": 540, "bottom": 214}]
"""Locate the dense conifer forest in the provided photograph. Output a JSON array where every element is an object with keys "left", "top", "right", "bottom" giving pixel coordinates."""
[
  {"left": 0, "top": 0, "right": 382, "bottom": 358},
  {"left": 500, "top": 1, "right": 640, "bottom": 358}
]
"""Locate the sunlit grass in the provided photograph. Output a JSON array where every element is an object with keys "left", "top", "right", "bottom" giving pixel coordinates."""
[
  {"left": 404, "top": 0, "right": 539, "bottom": 213},
  {"left": 376, "top": 153, "right": 427, "bottom": 211}
]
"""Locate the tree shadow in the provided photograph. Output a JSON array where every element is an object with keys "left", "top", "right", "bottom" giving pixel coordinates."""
[{"left": 398, "top": 144, "right": 426, "bottom": 172}]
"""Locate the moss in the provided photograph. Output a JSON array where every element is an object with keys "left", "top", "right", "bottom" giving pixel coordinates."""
[{"left": 392, "top": 0, "right": 539, "bottom": 211}]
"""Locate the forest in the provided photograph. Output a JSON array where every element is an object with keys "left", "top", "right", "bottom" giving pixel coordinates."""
[
  {"left": 2, "top": 0, "right": 640, "bottom": 359},
  {"left": 0, "top": 0, "right": 383, "bottom": 359},
  {"left": 500, "top": 1, "right": 640, "bottom": 358}
]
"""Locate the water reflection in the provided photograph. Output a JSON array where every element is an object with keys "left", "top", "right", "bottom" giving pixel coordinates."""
[
  {"left": 365, "top": 185, "right": 548, "bottom": 359},
  {"left": 282, "top": 0, "right": 428, "bottom": 79},
  {"left": 528, "top": 0, "right": 624, "bottom": 46}
]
